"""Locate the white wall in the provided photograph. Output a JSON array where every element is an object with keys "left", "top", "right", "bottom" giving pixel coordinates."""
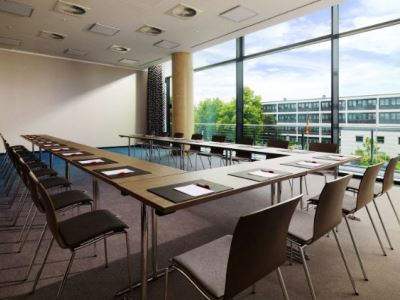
[{"left": 0, "top": 50, "right": 147, "bottom": 152}]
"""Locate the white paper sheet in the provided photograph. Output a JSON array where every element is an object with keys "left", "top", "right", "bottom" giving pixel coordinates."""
[
  {"left": 62, "top": 152, "right": 84, "bottom": 156},
  {"left": 101, "top": 168, "right": 134, "bottom": 176},
  {"left": 51, "top": 148, "right": 70, "bottom": 151},
  {"left": 297, "top": 161, "right": 321, "bottom": 167},
  {"left": 174, "top": 184, "right": 213, "bottom": 197},
  {"left": 248, "top": 170, "right": 278, "bottom": 178},
  {"left": 328, "top": 155, "right": 347, "bottom": 160},
  {"left": 79, "top": 159, "right": 104, "bottom": 165}
]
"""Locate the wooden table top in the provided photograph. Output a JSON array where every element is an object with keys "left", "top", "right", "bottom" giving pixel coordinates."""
[{"left": 23, "top": 134, "right": 359, "bottom": 213}]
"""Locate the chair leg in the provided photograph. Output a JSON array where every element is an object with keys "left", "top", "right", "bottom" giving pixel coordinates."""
[
  {"left": 18, "top": 208, "right": 38, "bottom": 253},
  {"left": 332, "top": 230, "right": 359, "bottom": 295},
  {"left": 16, "top": 201, "right": 35, "bottom": 243},
  {"left": 276, "top": 267, "right": 290, "bottom": 300},
  {"left": 365, "top": 205, "right": 387, "bottom": 256},
  {"left": 386, "top": 192, "right": 400, "bottom": 225},
  {"left": 56, "top": 251, "right": 76, "bottom": 299},
  {"left": 373, "top": 199, "right": 394, "bottom": 250},
  {"left": 24, "top": 223, "right": 47, "bottom": 281},
  {"left": 104, "top": 237, "right": 109, "bottom": 268},
  {"left": 303, "top": 176, "right": 309, "bottom": 195},
  {"left": 164, "top": 267, "right": 169, "bottom": 300},
  {"left": 344, "top": 216, "right": 368, "bottom": 280},
  {"left": 251, "top": 284, "right": 256, "bottom": 294},
  {"left": 31, "top": 237, "right": 55, "bottom": 294},
  {"left": 299, "top": 245, "right": 316, "bottom": 300},
  {"left": 199, "top": 156, "right": 205, "bottom": 169},
  {"left": 125, "top": 232, "right": 133, "bottom": 296}
]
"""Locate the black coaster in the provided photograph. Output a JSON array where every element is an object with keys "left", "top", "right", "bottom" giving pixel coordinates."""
[
  {"left": 314, "top": 154, "right": 356, "bottom": 161},
  {"left": 59, "top": 151, "right": 93, "bottom": 157},
  {"left": 94, "top": 166, "right": 150, "bottom": 179},
  {"left": 281, "top": 160, "right": 331, "bottom": 169},
  {"left": 73, "top": 157, "right": 117, "bottom": 167},
  {"left": 148, "top": 179, "right": 232, "bottom": 203},
  {"left": 229, "top": 168, "right": 292, "bottom": 182}
]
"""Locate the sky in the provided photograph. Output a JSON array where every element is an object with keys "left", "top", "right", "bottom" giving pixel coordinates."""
[{"left": 181, "top": 0, "right": 400, "bottom": 105}]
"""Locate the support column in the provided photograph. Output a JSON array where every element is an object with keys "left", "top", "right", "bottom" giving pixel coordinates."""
[{"left": 172, "top": 52, "right": 193, "bottom": 138}]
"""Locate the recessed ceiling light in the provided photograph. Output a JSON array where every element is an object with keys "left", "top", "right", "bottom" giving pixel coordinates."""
[
  {"left": 109, "top": 44, "right": 131, "bottom": 53},
  {"left": 166, "top": 3, "right": 201, "bottom": 20},
  {"left": 64, "top": 48, "right": 87, "bottom": 57},
  {"left": 154, "top": 40, "right": 180, "bottom": 49},
  {"left": 88, "top": 23, "right": 120, "bottom": 36},
  {"left": 119, "top": 59, "right": 137, "bottom": 66},
  {"left": 219, "top": 5, "right": 257, "bottom": 22},
  {"left": 38, "top": 30, "right": 66, "bottom": 40},
  {"left": 54, "top": 0, "right": 89, "bottom": 16},
  {"left": 0, "top": 0, "right": 33, "bottom": 17},
  {"left": 136, "top": 25, "right": 164, "bottom": 36},
  {"left": 0, "top": 36, "right": 21, "bottom": 46}
]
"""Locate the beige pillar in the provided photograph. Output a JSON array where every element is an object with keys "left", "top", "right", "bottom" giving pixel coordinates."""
[{"left": 172, "top": 52, "right": 193, "bottom": 138}]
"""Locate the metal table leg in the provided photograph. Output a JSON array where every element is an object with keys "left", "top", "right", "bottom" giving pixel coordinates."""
[
  {"left": 140, "top": 203, "right": 149, "bottom": 300},
  {"left": 128, "top": 137, "right": 131, "bottom": 157},
  {"left": 180, "top": 144, "right": 184, "bottom": 170},
  {"left": 299, "top": 177, "right": 304, "bottom": 210},
  {"left": 277, "top": 182, "right": 282, "bottom": 203},
  {"left": 271, "top": 183, "right": 276, "bottom": 205},
  {"left": 49, "top": 152, "right": 53, "bottom": 169},
  {"left": 65, "top": 161, "right": 69, "bottom": 180},
  {"left": 92, "top": 177, "right": 99, "bottom": 209}
]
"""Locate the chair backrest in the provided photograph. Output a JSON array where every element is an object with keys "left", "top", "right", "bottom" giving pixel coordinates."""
[
  {"left": 224, "top": 195, "right": 301, "bottom": 299},
  {"left": 381, "top": 156, "right": 399, "bottom": 194},
  {"left": 190, "top": 133, "right": 203, "bottom": 151},
  {"left": 309, "top": 142, "right": 338, "bottom": 153},
  {"left": 356, "top": 162, "right": 384, "bottom": 210},
  {"left": 19, "top": 159, "right": 46, "bottom": 213},
  {"left": 155, "top": 132, "right": 169, "bottom": 146},
  {"left": 235, "top": 137, "right": 253, "bottom": 159},
  {"left": 267, "top": 139, "right": 289, "bottom": 149},
  {"left": 210, "top": 135, "right": 225, "bottom": 155},
  {"left": 28, "top": 171, "right": 66, "bottom": 248},
  {"left": 312, "top": 175, "right": 352, "bottom": 242},
  {"left": 171, "top": 132, "right": 184, "bottom": 149}
]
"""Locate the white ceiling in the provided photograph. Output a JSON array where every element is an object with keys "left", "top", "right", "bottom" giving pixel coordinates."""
[{"left": 0, "top": 0, "right": 343, "bottom": 70}]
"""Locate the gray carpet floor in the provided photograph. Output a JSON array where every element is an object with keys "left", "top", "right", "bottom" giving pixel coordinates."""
[{"left": 1, "top": 152, "right": 400, "bottom": 300}]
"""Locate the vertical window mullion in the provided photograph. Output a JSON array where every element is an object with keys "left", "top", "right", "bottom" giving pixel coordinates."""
[
  {"left": 236, "top": 37, "right": 244, "bottom": 142},
  {"left": 331, "top": 5, "right": 340, "bottom": 145}
]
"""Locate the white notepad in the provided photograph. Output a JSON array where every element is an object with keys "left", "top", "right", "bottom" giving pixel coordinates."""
[
  {"left": 174, "top": 184, "right": 213, "bottom": 197},
  {"left": 328, "top": 155, "right": 347, "bottom": 160},
  {"left": 297, "top": 161, "right": 321, "bottom": 167},
  {"left": 62, "top": 152, "right": 84, "bottom": 157},
  {"left": 101, "top": 168, "right": 134, "bottom": 176},
  {"left": 51, "top": 148, "right": 70, "bottom": 151},
  {"left": 248, "top": 170, "right": 278, "bottom": 178},
  {"left": 79, "top": 159, "right": 104, "bottom": 165}
]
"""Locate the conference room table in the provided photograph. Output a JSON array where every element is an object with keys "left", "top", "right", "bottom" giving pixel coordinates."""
[
  {"left": 119, "top": 133, "right": 313, "bottom": 169},
  {"left": 21, "top": 134, "right": 359, "bottom": 300}
]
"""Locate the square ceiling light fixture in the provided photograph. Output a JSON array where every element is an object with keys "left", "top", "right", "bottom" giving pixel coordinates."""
[
  {"left": 219, "top": 5, "right": 257, "bottom": 22},
  {"left": 0, "top": 36, "right": 21, "bottom": 46},
  {"left": 136, "top": 24, "right": 164, "bottom": 36},
  {"left": 153, "top": 40, "right": 180, "bottom": 49},
  {"left": 54, "top": 0, "right": 89, "bottom": 16},
  {"left": 89, "top": 23, "right": 120, "bottom": 36},
  {"left": 165, "top": 3, "right": 201, "bottom": 20},
  {"left": 64, "top": 48, "right": 87, "bottom": 57},
  {"left": 0, "top": 0, "right": 33, "bottom": 17},
  {"left": 119, "top": 58, "right": 137, "bottom": 66}
]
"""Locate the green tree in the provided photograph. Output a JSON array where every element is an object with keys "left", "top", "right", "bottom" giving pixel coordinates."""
[
  {"left": 194, "top": 97, "right": 224, "bottom": 123},
  {"left": 354, "top": 137, "right": 391, "bottom": 166}
]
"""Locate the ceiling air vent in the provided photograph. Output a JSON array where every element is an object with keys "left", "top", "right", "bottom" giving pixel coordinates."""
[
  {"left": 54, "top": 0, "right": 89, "bottom": 16},
  {"left": 0, "top": 0, "right": 33, "bottom": 17},
  {"left": 89, "top": 23, "right": 120, "bottom": 36},
  {"left": 38, "top": 30, "right": 66, "bottom": 40},
  {"left": 166, "top": 3, "right": 201, "bottom": 20},
  {"left": 220, "top": 5, "right": 258, "bottom": 23},
  {"left": 109, "top": 44, "right": 131, "bottom": 53},
  {"left": 119, "top": 59, "right": 137, "bottom": 66},
  {"left": 154, "top": 40, "right": 180, "bottom": 49},
  {"left": 136, "top": 25, "right": 164, "bottom": 36},
  {"left": 64, "top": 48, "right": 87, "bottom": 57}
]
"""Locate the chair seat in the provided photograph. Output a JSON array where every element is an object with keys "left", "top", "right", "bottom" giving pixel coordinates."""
[
  {"left": 288, "top": 210, "right": 314, "bottom": 244},
  {"left": 33, "top": 168, "right": 57, "bottom": 177},
  {"left": 39, "top": 176, "right": 70, "bottom": 189},
  {"left": 52, "top": 190, "right": 92, "bottom": 210},
  {"left": 172, "top": 235, "right": 232, "bottom": 299},
  {"left": 58, "top": 210, "right": 127, "bottom": 249}
]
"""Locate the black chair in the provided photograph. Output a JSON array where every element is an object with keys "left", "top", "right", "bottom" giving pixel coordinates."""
[
  {"left": 29, "top": 171, "right": 133, "bottom": 298},
  {"left": 288, "top": 174, "right": 357, "bottom": 299},
  {"left": 231, "top": 137, "right": 253, "bottom": 163},
  {"left": 185, "top": 133, "right": 203, "bottom": 170},
  {"left": 308, "top": 162, "right": 383, "bottom": 281},
  {"left": 164, "top": 195, "right": 301, "bottom": 300},
  {"left": 198, "top": 135, "right": 226, "bottom": 169}
]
